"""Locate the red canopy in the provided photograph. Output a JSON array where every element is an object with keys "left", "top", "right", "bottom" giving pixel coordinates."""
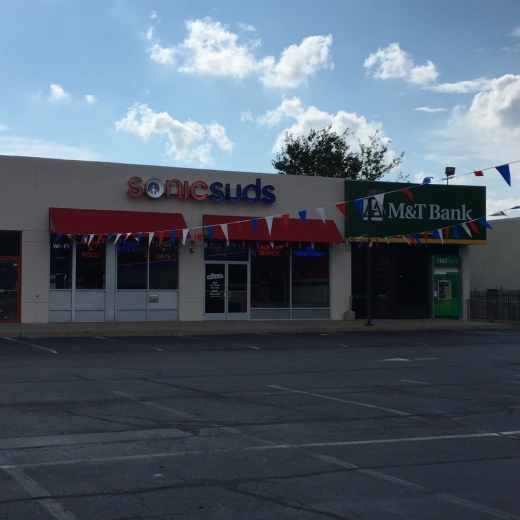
[
  {"left": 203, "top": 215, "right": 344, "bottom": 243},
  {"left": 49, "top": 208, "right": 187, "bottom": 235}
]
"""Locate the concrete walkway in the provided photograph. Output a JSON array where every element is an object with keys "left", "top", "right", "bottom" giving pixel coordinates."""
[{"left": 0, "top": 319, "right": 511, "bottom": 338}]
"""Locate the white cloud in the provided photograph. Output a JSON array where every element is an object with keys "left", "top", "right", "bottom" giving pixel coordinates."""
[
  {"left": 257, "top": 97, "right": 394, "bottom": 159},
  {"left": 115, "top": 103, "right": 233, "bottom": 165},
  {"left": 0, "top": 136, "right": 97, "bottom": 160},
  {"left": 259, "top": 35, "right": 333, "bottom": 88},
  {"left": 237, "top": 21, "right": 255, "bottom": 32},
  {"left": 150, "top": 11, "right": 159, "bottom": 22},
  {"left": 510, "top": 27, "right": 520, "bottom": 38},
  {"left": 149, "top": 43, "right": 176, "bottom": 65},
  {"left": 426, "top": 77, "right": 493, "bottom": 93},
  {"left": 50, "top": 84, "right": 71, "bottom": 101},
  {"left": 415, "top": 107, "right": 446, "bottom": 113},
  {"left": 0, "top": 123, "right": 7, "bottom": 132},
  {"left": 85, "top": 94, "right": 96, "bottom": 103},
  {"left": 240, "top": 109, "right": 254, "bottom": 122},
  {"left": 434, "top": 74, "right": 520, "bottom": 161},
  {"left": 364, "top": 43, "right": 438, "bottom": 85},
  {"left": 147, "top": 17, "right": 332, "bottom": 88}
]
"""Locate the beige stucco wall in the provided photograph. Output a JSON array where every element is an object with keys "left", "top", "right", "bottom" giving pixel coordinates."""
[
  {"left": 469, "top": 217, "right": 520, "bottom": 291},
  {"left": 0, "top": 155, "right": 349, "bottom": 323}
]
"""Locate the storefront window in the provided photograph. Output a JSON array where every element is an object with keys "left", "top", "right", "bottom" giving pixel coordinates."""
[
  {"left": 204, "top": 240, "right": 249, "bottom": 261},
  {"left": 76, "top": 239, "right": 106, "bottom": 289},
  {"left": 292, "top": 244, "right": 329, "bottom": 308},
  {"left": 149, "top": 238, "right": 179, "bottom": 290},
  {"left": 0, "top": 232, "right": 20, "bottom": 257},
  {"left": 250, "top": 242, "right": 290, "bottom": 308},
  {"left": 117, "top": 238, "right": 148, "bottom": 290},
  {"left": 50, "top": 234, "right": 72, "bottom": 289}
]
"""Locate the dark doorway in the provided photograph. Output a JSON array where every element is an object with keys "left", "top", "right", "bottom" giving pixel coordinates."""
[{"left": 352, "top": 243, "right": 430, "bottom": 319}]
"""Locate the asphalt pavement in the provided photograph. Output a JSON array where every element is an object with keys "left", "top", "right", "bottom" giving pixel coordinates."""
[{"left": 0, "top": 329, "right": 519, "bottom": 519}]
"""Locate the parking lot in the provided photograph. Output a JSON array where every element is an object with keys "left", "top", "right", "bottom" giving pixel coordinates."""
[{"left": 0, "top": 329, "right": 519, "bottom": 519}]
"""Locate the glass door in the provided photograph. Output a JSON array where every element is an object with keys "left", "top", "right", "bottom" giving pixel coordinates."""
[
  {"left": 204, "top": 263, "right": 249, "bottom": 320},
  {"left": 0, "top": 261, "right": 20, "bottom": 322}
]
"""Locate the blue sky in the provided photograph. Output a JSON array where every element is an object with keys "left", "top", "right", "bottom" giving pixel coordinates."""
[{"left": 1, "top": 0, "right": 519, "bottom": 217}]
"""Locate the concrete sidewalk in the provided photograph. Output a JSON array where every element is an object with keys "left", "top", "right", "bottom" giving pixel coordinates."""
[{"left": 0, "top": 319, "right": 511, "bottom": 338}]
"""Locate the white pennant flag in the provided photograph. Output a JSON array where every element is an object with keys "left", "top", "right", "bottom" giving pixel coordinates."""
[
  {"left": 265, "top": 216, "right": 273, "bottom": 236},
  {"left": 87, "top": 234, "right": 95, "bottom": 245},
  {"left": 316, "top": 207, "right": 326, "bottom": 223},
  {"left": 374, "top": 193, "right": 385, "bottom": 214},
  {"left": 221, "top": 223, "right": 229, "bottom": 244},
  {"left": 385, "top": 237, "right": 390, "bottom": 244},
  {"left": 369, "top": 238, "right": 373, "bottom": 248},
  {"left": 124, "top": 233, "right": 132, "bottom": 242},
  {"left": 114, "top": 233, "right": 122, "bottom": 244},
  {"left": 461, "top": 223, "right": 472, "bottom": 237},
  {"left": 401, "top": 235, "right": 411, "bottom": 246},
  {"left": 148, "top": 232, "right": 154, "bottom": 245},
  {"left": 437, "top": 229, "right": 444, "bottom": 245},
  {"left": 270, "top": 241, "right": 275, "bottom": 248},
  {"left": 310, "top": 242, "right": 314, "bottom": 250},
  {"left": 182, "top": 228, "right": 189, "bottom": 245}
]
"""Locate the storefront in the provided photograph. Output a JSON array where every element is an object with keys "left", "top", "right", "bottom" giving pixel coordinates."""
[{"left": 0, "top": 155, "right": 486, "bottom": 324}]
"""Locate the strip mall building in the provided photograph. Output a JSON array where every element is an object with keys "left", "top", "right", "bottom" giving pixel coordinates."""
[{"left": 0, "top": 155, "right": 487, "bottom": 324}]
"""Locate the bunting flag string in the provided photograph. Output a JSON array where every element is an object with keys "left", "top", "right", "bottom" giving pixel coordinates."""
[{"left": 220, "top": 224, "right": 229, "bottom": 244}]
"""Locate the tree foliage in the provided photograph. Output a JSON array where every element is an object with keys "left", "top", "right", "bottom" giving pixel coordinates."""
[{"left": 271, "top": 125, "right": 405, "bottom": 181}]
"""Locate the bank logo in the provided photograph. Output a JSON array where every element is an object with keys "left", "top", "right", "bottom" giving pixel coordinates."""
[
  {"left": 207, "top": 273, "right": 224, "bottom": 280},
  {"left": 145, "top": 178, "right": 165, "bottom": 198},
  {"left": 362, "top": 199, "right": 384, "bottom": 221}
]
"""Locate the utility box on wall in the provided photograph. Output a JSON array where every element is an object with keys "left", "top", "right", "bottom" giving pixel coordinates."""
[{"left": 433, "top": 255, "right": 461, "bottom": 318}]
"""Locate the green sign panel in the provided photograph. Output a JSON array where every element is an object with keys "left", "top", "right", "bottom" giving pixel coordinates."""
[
  {"left": 344, "top": 180, "right": 486, "bottom": 243},
  {"left": 434, "top": 255, "right": 461, "bottom": 268}
]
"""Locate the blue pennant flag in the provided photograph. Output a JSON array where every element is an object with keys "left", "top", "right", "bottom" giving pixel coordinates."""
[
  {"left": 207, "top": 225, "right": 214, "bottom": 242},
  {"left": 422, "top": 177, "right": 433, "bottom": 184},
  {"left": 452, "top": 226, "right": 460, "bottom": 240},
  {"left": 106, "top": 234, "right": 113, "bottom": 243},
  {"left": 510, "top": 205, "right": 520, "bottom": 210},
  {"left": 80, "top": 234, "right": 87, "bottom": 244},
  {"left": 431, "top": 230, "right": 440, "bottom": 239},
  {"left": 412, "top": 234, "right": 421, "bottom": 244},
  {"left": 495, "top": 164, "right": 511, "bottom": 187},
  {"left": 354, "top": 199, "right": 364, "bottom": 215},
  {"left": 251, "top": 218, "right": 257, "bottom": 234},
  {"left": 478, "top": 218, "right": 492, "bottom": 229},
  {"left": 136, "top": 232, "right": 142, "bottom": 245},
  {"left": 53, "top": 234, "right": 63, "bottom": 244},
  {"left": 298, "top": 210, "right": 307, "bottom": 224},
  {"left": 170, "top": 230, "right": 177, "bottom": 241}
]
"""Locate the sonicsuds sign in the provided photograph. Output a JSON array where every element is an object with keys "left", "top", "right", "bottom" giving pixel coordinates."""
[{"left": 345, "top": 180, "right": 487, "bottom": 244}]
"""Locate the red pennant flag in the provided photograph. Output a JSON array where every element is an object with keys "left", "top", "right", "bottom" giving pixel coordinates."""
[
  {"left": 424, "top": 231, "right": 428, "bottom": 244},
  {"left": 398, "top": 188, "right": 414, "bottom": 201},
  {"left": 444, "top": 228, "right": 450, "bottom": 239},
  {"left": 282, "top": 213, "right": 290, "bottom": 229},
  {"left": 374, "top": 237, "right": 379, "bottom": 246},
  {"left": 474, "top": 170, "right": 484, "bottom": 177},
  {"left": 194, "top": 227, "right": 203, "bottom": 242},
  {"left": 334, "top": 202, "right": 346, "bottom": 217},
  {"left": 157, "top": 231, "right": 165, "bottom": 246},
  {"left": 468, "top": 221, "right": 480, "bottom": 234}
]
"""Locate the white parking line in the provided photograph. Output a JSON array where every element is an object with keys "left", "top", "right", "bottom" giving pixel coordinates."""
[
  {"left": 2, "top": 337, "right": 57, "bottom": 354},
  {"left": 233, "top": 343, "right": 260, "bottom": 350},
  {"left": 267, "top": 384, "right": 411, "bottom": 417},
  {"left": 401, "top": 379, "right": 429, "bottom": 385}
]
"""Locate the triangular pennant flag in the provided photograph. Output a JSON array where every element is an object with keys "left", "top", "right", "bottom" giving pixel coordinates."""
[
  {"left": 334, "top": 202, "right": 346, "bottom": 217},
  {"left": 354, "top": 199, "right": 364, "bottom": 215},
  {"left": 385, "top": 237, "right": 390, "bottom": 244},
  {"left": 443, "top": 228, "right": 450, "bottom": 239},
  {"left": 452, "top": 226, "right": 459, "bottom": 240},
  {"left": 157, "top": 231, "right": 165, "bottom": 246},
  {"left": 114, "top": 233, "right": 122, "bottom": 244},
  {"left": 431, "top": 230, "right": 440, "bottom": 239},
  {"left": 194, "top": 227, "right": 202, "bottom": 242},
  {"left": 398, "top": 188, "right": 413, "bottom": 201},
  {"left": 298, "top": 210, "right": 307, "bottom": 224},
  {"left": 437, "top": 229, "right": 444, "bottom": 244},
  {"left": 357, "top": 239, "right": 365, "bottom": 248},
  {"left": 424, "top": 231, "right": 428, "bottom": 244},
  {"left": 207, "top": 225, "right": 213, "bottom": 242},
  {"left": 374, "top": 238, "right": 379, "bottom": 246},
  {"left": 170, "top": 230, "right": 177, "bottom": 240},
  {"left": 270, "top": 241, "right": 274, "bottom": 248},
  {"left": 422, "top": 177, "right": 433, "bottom": 184},
  {"left": 468, "top": 221, "right": 480, "bottom": 234},
  {"left": 373, "top": 193, "right": 385, "bottom": 214},
  {"left": 136, "top": 232, "right": 142, "bottom": 245},
  {"left": 369, "top": 238, "right": 373, "bottom": 248},
  {"left": 412, "top": 234, "right": 421, "bottom": 245},
  {"left": 124, "top": 233, "right": 132, "bottom": 242},
  {"left": 148, "top": 232, "right": 154, "bottom": 245},
  {"left": 96, "top": 234, "right": 103, "bottom": 246},
  {"left": 478, "top": 218, "right": 492, "bottom": 229},
  {"left": 182, "top": 228, "right": 189, "bottom": 245},
  {"left": 490, "top": 211, "right": 506, "bottom": 216},
  {"left": 282, "top": 213, "right": 290, "bottom": 229},
  {"left": 495, "top": 164, "right": 511, "bottom": 186},
  {"left": 461, "top": 223, "right": 471, "bottom": 237},
  {"left": 250, "top": 218, "right": 257, "bottom": 234},
  {"left": 53, "top": 234, "right": 63, "bottom": 244},
  {"left": 474, "top": 170, "right": 484, "bottom": 177},
  {"left": 106, "top": 234, "right": 113, "bottom": 243},
  {"left": 265, "top": 216, "right": 273, "bottom": 236},
  {"left": 402, "top": 235, "right": 412, "bottom": 246},
  {"left": 310, "top": 243, "right": 315, "bottom": 250},
  {"left": 88, "top": 234, "right": 95, "bottom": 246},
  {"left": 316, "top": 207, "right": 326, "bottom": 223},
  {"left": 220, "top": 224, "right": 229, "bottom": 244},
  {"left": 510, "top": 205, "right": 520, "bottom": 210}
]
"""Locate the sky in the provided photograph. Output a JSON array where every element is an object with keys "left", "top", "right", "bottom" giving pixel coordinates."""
[{"left": 1, "top": 0, "right": 519, "bottom": 218}]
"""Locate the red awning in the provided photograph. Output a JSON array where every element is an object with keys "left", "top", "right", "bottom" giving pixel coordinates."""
[
  {"left": 203, "top": 215, "right": 344, "bottom": 243},
  {"left": 49, "top": 208, "right": 187, "bottom": 235}
]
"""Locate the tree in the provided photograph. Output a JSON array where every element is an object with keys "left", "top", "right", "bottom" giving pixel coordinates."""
[{"left": 271, "top": 125, "right": 405, "bottom": 181}]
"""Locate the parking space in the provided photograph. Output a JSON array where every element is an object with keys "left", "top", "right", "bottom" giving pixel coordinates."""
[{"left": 0, "top": 330, "right": 519, "bottom": 519}]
